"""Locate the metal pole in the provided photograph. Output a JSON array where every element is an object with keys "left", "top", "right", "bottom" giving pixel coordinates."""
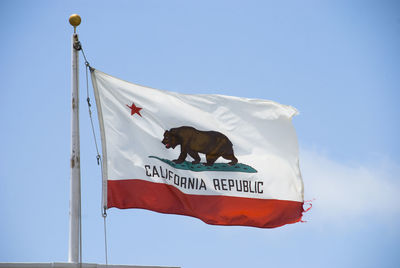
[{"left": 68, "top": 14, "right": 82, "bottom": 263}]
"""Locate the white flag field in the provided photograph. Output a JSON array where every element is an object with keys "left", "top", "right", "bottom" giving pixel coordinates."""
[{"left": 91, "top": 69, "right": 305, "bottom": 228}]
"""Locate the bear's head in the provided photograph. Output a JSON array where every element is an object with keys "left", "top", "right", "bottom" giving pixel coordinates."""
[{"left": 162, "top": 130, "right": 180, "bottom": 149}]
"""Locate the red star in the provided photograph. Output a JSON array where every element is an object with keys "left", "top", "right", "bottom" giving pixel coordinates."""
[{"left": 126, "top": 102, "right": 142, "bottom": 117}]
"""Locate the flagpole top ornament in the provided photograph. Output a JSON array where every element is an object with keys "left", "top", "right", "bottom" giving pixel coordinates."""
[{"left": 69, "top": 14, "right": 81, "bottom": 33}]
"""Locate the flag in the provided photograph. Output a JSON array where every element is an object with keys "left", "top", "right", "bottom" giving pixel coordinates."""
[{"left": 91, "top": 69, "right": 304, "bottom": 228}]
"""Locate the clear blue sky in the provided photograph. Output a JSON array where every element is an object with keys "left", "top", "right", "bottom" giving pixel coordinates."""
[{"left": 1, "top": 1, "right": 399, "bottom": 267}]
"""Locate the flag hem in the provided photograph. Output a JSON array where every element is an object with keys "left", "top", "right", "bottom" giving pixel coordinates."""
[{"left": 90, "top": 68, "right": 109, "bottom": 211}]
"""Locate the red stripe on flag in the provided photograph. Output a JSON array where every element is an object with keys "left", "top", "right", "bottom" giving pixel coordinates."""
[{"left": 108, "top": 179, "right": 304, "bottom": 228}]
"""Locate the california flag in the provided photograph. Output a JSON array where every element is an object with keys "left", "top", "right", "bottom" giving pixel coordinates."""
[{"left": 91, "top": 69, "right": 304, "bottom": 228}]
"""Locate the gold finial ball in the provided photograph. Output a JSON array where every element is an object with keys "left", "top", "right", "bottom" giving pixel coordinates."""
[{"left": 69, "top": 14, "right": 81, "bottom": 27}]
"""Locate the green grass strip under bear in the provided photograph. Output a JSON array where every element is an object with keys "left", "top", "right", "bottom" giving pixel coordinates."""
[{"left": 149, "top": 156, "right": 257, "bottom": 173}]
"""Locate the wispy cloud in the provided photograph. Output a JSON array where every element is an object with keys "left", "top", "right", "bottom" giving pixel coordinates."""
[{"left": 300, "top": 149, "right": 400, "bottom": 224}]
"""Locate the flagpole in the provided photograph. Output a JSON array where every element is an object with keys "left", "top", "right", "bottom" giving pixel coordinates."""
[{"left": 68, "top": 14, "right": 82, "bottom": 263}]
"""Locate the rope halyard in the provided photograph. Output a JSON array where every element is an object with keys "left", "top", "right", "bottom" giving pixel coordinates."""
[
  {"left": 103, "top": 213, "right": 109, "bottom": 265},
  {"left": 79, "top": 42, "right": 109, "bottom": 266},
  {"left": 84, "top": 60, "right": 102, "bottom": 165},
  {"left": 79, "top": 197, "right": 82, "bottom": 268}
]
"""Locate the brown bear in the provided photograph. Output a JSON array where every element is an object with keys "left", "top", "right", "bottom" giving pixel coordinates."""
[{"left": 162, "top": 126, "right": 238, "bottom": 166}]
